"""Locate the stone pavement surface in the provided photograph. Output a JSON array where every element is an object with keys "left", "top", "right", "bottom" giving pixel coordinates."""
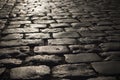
[{"left": 0, "top": 0, "right": 120, "bottom": 80}]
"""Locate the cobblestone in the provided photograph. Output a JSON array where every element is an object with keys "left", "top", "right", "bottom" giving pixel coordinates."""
[
  {"left": 0, "top": 58, "right": 22, "bottom": 66},
  {"left": 2, "top": 28, "right": 39, "bottom": 34},
  {"left": 50, "top": 23, "right": 70, "bottom": 28},
  {"left": 25, "top": 33, "right": 51, "bottom": 39},
  {"left": 52, "top": 64, "right": 95, "bottom": 77},
  {"left": 0, "top": 46, "right": 30, "bottom": 57},
  {"left": 64, "top": 53, "right": 102, "bottom": 63},
  {"left": 25, "top": 55, "right": 64, "bottom": 63},
  {"left": 1, "top": 34, "right": 23, "bottom": 40},
  {"left": 87, "top": 77, "right": 117, "bottom": 80},
  {"left": 0, "top": 39, "right": 44, "bottom": 47},
  {"left": 34, "top": 46, "right": 69, "bottom": 54},
  {"left": 100, "top": 42, "right": 120, "bottom": 51},
  {"left": 92, "top": 61, "right": 120, "bottom": 75},
  {"left": 53, "top": 32, "right": 80, "bottom": 38},
  {"left": 10, "top": 65, "right": 50, "bottom": 79},
  {"left": 0, "top": 0, "right": 120, "bottom": 79},
  {"left": 48, "top": 39, "right": 78, "bottom": 45}
]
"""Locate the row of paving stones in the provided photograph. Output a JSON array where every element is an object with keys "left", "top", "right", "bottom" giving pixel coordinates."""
[{"left": 0, "top": 0, "right": 120, "bottom": 80}]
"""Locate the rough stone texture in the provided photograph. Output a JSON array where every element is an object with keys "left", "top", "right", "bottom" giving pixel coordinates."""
[
  {"left": 0, "top": 39, "right": 44, "bottom": 47},
  {"left": 0, "top": 0, "right": 120, "bottom": 79},
  {"left": 52, "top": 64, "right": 95, "bottom": 77},
  {"left": 1, "top": 34, "right": 23, "bottom": 40},
  {"left": 64, "top": 53, "right": 102, "bottom": 63},
  {"left": 2, "top": 28, "right": 39, "bottom": 34},
  {"left": 92, "top": 61, "right": 120, "bottom": 75},
  {"left": 0, "top": 46, "right": 30, "bottom": 58},
  {"left": 25, "top": 24, "right": 47, "bottom": 29},
  {"left": 48, "top": 39, "right": 78, "bottom": 45},
  {"left": 0, "top": 58, "right": 22, "bottom": 66},
  {"left": 50, "top": 23, "right": 70, "bottom": 28},
  {"left": 34, "top": 46, "right": 69, "bottom": 54},
  {"left": 25, "top": 33, "right": 51, "bottom": 39},
  {"left": 10, "top": 65, "right": 50, "bottom": 79},
  {"left": 25, "top": 55, "right": 63, "bottom": 63},
  {"left": 99, "top": 42, "right": 120, "bottom": 51},
  {"left": 87, "top": 77, "right": 117, "bottom": 80},
  {"left": 53, "top": 32, "right": 80, "bottom": 38}
]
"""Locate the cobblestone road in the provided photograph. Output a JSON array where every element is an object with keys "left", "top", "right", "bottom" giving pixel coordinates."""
[{"left": 0, "top": 0, "right": 120, "bottom": 80}]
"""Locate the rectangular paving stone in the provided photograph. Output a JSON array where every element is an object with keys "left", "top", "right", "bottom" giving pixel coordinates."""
[
  {"left": 69, "top": 45, "right": 101, "bottom": 53},
  {"left": 89, "top": 26, "right": 113, "bottom": 31},
  {"left": 1, "top": 34, "right": 23, "bottom": 40},
  {"left": 52, "top": 15, "right": 71, "bottom": 19},
  {"left": 0, "top": 58, "right": 22, "bottom": 66},
  {"left": 10, "top": 21, "right": 31, "bottom": 24},
  {"left": 52, "top": 64, "right": 95, "bottom": 77},
  {"left": 64, "top": 53, "right": 102, "bottom": 63},
  {"left": 100, "top": 51, "right": 120, "bottom": 57},
  {"left": 97, "top": 21, "right": 113, "bottom": 26},
  {"left": 87, "top": 77, "right": 117, "bottom": 80},
  {"left": 34, "top": 46, "right": 69, "bottom": 54},
  {"left": 25, "top": 55, "right": 63, "bottom": 63},
  {"left": 99, "top": 42, "right": 120, "bottom": 51},
  {"left": 25, "top": 33, "right": 50, "bottom": 39},
  {"left": 0, "top": 39, "right": 44, "bottom": 47},
  {"left": 50, "top": 23, "right": 70, "bottom": 28},
  {"left": 105, "top": 30, "right": 120, "bottom": 36},
  {"left": 106, "top": 36, "right": 120, "bottom": 41},
  {"left": 48, "top": 39, "right": 78, "bottom": 45},
  {"left": 91, "top": 61, "right": 120, "bottom": 75},
  {"left": 53, "top": 32, "right": 80, "bottom": 38},
  {"left": 0, "top": 46, "right": 30, "bottom": 56},
  {"left": 33, "top": 20, "right": 55, "bottom": 24},
  {"left": 79, "top": 31, "right": 106, "bottom": 37},
  {"left": 56, "top": 19, "right": 78, "bottom": 23},
  {"left": 41, "top": 28, "right": 64, "bottom": 33},
  {"left": 78, "top": 37, "right": 104, "bottom": 44},
  {"left": 2, "top": 28, "right": 39, "bottom": 33},
  {"left": 25, "top": 24, "right": 47, "bottom": 29},
  {"left": 10, "top": 66, "right": 50, "bottom": 79},
  {"left": 7, "top": 24, "right": 21, "bottom": 28},
  {"left": 71, "top": 22, "right": 91, "bottom": 28}
]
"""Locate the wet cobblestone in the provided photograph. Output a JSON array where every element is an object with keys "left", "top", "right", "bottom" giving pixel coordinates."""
[{"left": 0, "top": 0, "right": 120, "bottom": 80}]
